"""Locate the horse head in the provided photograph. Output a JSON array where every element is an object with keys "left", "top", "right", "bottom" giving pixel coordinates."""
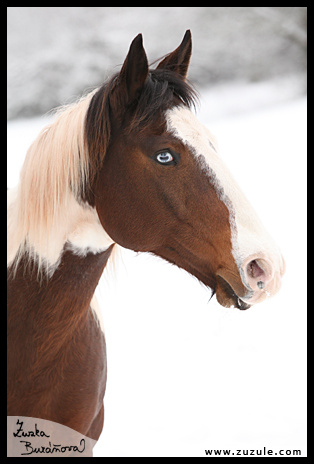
[{"left": 85, "top": 31, "right": 285, "bottom": 309}]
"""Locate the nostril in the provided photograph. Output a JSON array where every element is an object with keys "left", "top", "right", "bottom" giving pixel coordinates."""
[
  {"left": 241, "top": 255, "right": 282, "bottom": 303},
  {"left": 246, "top": 259, "right": 268, "bottom": 291},
  {"left": 246, "top": 259, "right": 266, "bottom": 280},
  {"left": 244, "top": 258, "right": 275, "bottom": 295}
]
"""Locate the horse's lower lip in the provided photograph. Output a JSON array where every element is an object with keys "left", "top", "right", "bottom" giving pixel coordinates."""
[
  {"left": 216, "top": 276, "right": 251, "bottom": 310},
  {"left": 236, "top": 297, "right": 251, "bottom": 310}
]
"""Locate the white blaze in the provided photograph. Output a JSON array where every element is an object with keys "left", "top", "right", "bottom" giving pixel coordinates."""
[{"left": 166, "top": 106, "right": 284, "bottom": 304}]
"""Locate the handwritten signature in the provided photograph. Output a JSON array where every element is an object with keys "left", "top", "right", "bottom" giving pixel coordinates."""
[
  {"left": 19, "top": 439, "right": 86, "bottom": 455},
  {"left": 12, "top": 419, "right": 86, "bottom": 455}
]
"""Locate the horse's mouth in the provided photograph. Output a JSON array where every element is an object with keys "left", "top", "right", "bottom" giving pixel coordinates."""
[
  {"left": 215, "top": 276, "right": 251, "bottom": 310},
  {"left": 235, "top": 296, "right": 251, "bottom": 311},
  {"left": 153, "top": 245, "right": 251, "bottom": 310}
]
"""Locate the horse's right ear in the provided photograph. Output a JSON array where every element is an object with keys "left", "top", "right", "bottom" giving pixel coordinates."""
[{"left": 114, "top": 34, "right": 149, "bottom": 107}]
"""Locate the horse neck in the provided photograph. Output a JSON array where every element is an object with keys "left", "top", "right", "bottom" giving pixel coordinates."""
[{"left": 7, "top": 246, "right": 114, "bottom": 371}]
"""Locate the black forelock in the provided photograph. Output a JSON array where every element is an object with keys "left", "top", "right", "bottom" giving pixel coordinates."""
[{"left": 129, "top": 68, "right": 199, "bottom": 130}]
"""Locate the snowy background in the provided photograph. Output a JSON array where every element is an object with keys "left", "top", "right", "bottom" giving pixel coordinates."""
[
  {"left": 8, "top": 7, "right": 306, "bottom": 457},
  {"left": 8, "top": 7, "right": 306, "bottom": 119}
]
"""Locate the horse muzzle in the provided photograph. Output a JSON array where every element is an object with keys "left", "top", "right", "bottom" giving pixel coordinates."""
[{"left": 216, "top": 252, "right": 285, "bottom": 310}]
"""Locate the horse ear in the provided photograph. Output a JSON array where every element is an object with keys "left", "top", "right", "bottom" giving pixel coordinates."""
[
  {"left": 156, "top": 30, "right": 192, "bottom": 79},
  {"left": 116, "top": 34, "right": 149, "bottom": 105}
]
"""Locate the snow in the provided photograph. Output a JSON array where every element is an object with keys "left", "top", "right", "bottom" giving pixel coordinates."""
[
  {"left": 7, "top": 82, "right": 307, "bottom": 457},
  {"left": 8, "top": 7, "right": 306, "bottom": 119}
]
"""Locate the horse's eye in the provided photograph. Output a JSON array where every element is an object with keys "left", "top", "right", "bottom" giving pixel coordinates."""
[{"left": 155, "top": 151, "right": 175, "bottom": 165}]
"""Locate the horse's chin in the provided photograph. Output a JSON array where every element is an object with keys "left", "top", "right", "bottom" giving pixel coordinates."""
[{"left": 215, "top": 276, "right": 251, "bottom": 310}]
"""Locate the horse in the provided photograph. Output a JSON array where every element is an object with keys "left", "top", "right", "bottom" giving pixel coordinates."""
[{"left": 7, "top": 30, "right": 285, "bottom": 452}]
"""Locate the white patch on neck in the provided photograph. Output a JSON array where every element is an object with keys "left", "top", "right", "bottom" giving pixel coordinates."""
[
  {"left": 165, "top": 106, "right": 283, "bottom": 288},
  {"left": 66, "top": 197, "right": 114, "bottom": 257},
  {"left": 7, "top": 188, "right": 114, "bottom": 273}
]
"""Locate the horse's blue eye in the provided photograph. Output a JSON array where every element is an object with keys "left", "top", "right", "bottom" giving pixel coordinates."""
[{"left": 156, "top": 152, "right": 174, "bottom": 164}]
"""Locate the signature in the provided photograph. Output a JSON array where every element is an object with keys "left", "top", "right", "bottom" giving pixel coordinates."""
[
  {"left": 13, "top": 419, "right": 50, "bottom": 438},
  {"left": 19, "top": 439, "right": 86, "bottom": 455},
  {"left": 12, "top": 419, "right": 86, "bottom": 455}
]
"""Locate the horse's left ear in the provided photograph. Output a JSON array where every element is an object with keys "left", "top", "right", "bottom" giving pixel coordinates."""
[
  {"left": 156, "top": 30, "right": 192, "bottom": 79},
  {"left": 116, "top": 34, "right": 149, "bottom": 105}
]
